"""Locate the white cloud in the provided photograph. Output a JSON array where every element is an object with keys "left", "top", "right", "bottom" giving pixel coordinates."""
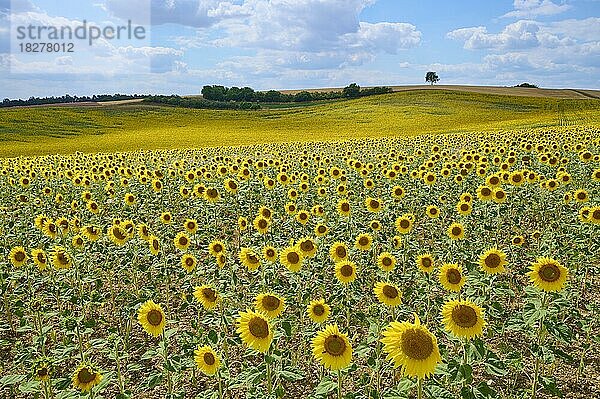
[
  {"left": 502, "top": 0, "right": 570, "bottom": 18},
  {"left": 447, "top": 20, "right": 544, "bottom": 50}
]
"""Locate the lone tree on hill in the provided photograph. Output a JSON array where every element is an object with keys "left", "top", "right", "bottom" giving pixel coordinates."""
[
  {"left": 425, "top": 71, "right": 439, "bottom": 85},
  {"left": 342, "top": 83, "right": 361, "bottom": 98}
]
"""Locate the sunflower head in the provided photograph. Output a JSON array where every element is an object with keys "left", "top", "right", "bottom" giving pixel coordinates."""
[
  {"left": 479, "top": 248, "right": 507, "bottom": 274},
  {"left": 416, "top": 254, "right": 434, "bottom": 273},
  {"left": 72, "top": 363, "right": 102, "bottom": 392},
  {"left": 194, "top": 346, "right": 221, "bottom": 376},
  {"left": 312, "top": 324, "right": 352, "bottom": 371},
  {"left": 9, "top": 246, "right": 28, "bottom": 267},
  {"left": 307, "top": 299, "right": 330, "bottom": 324},
  {"left": 377, "top": 252, "right": 396, "bottom": 272},
  {"left": 438, "top": 263, "right": 465, "bottom": 292},
  {"left": 236, "top": 309, "right": 273, "bottom": 353},
  {"left": 329, "top": 242, "right": 348, "bottom": 262},
  {"left": 194, "top": 285, "right": 220, "bottom": 310},
  {"left": 255, "top": 293, "right": 285, "bottom": 318},
  {"left": 447, "top": 222, "right": 465, "bottom": 240},
  {"left": 280, "top": 246, "right": 303, "bottom": 272},
  {"left": 137, "top": 300, "right": 166, "bottom": 337},
  {"left": 527, "top": 257, "right": 568, "bottom": 292},
  {"left": 374, "top": 282, "right": 402, "bottom": 307},
  {"left": 335, "top": 260, "right": 357, "bottom": 285},
  {"left": 441, "top": 299, "right": 486, "bottom": 339}
]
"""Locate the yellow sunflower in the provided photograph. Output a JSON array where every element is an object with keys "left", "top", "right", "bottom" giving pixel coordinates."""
[
  {"left": 377, "top": 252, "right": 396, "bottom": 272},
  {"left": 184, "top": 218, "right": 198, "bottom": 234},
  {"left": 194, "top": 346, "right": 221, "bottom": 376},
  {"left": 307, "top": 299, "right": 331, "bottom": 324},
  {"left": 236, "top": 309, "right": 273, "bottom": 353},
  {"left": 374, "top": 282, "right": 402, "bottom": 307},
  {"left": 365, "top": 197, "right": 383, "bottom": 212},
  {"left": 298, "top": 237, "right": 318, "bottom": 258},
  {"left": 441, "top": 299, "right": 486, "bottom": 339},
  {"left": 51, "top": 247, "right": 72, "bottom": 269},
  {"left": 438, "top": 263, "right": 466, "bottom": 292},
  {"left": 416, "top": 254, "right": 435, "bottom": 274},
  {"left": 31, "top": 249, "right": 48, "bottom": 271},
  {"left": 72, "top": 364, "right": 102, "bottom": 392},
  {"left": 355, "top": 233, "right": 373, "bottom": 251},
  {"left": 181, "top": 253, "right": 197, "bottom": 272},
  {"left": 137, "top": 300, "right": 166, "bottom": 337},
  {"left": 255, "top": 293, "right": 285, "bottom": 318},
  {"left": 527, "top": 257, "right": 569, "bottom": 292},
  {"left": 447, "top": 222, "right": 465, "bottom": 240},
  {"left": 253, "top": 216, "right": 270, "bottom": 234},
  {"left": 280, "top": 246, "right": 303, "bottom": 272},
  {"left": 9, "top": 246, "right": 28, "bottom": 267},
  {"left": 193, "top": 285, "right": 220, "bottom": 310},
  {"left": 262, "top": 246, "right": 278, "bottom": 262},
  {"left": 335, "top": 260, "right": 357, "bottom": 284},
  {"left": 208, "top": 240, "right": 225, "bottom": 256},
  {"left": 312, "top": 324, "right": 352, "bottom": 371},
  {"left": 174, "top": 232, "right": 191, "bottom": 251},
  {"left": 478, "top": 248, "right": 507, "bottom": 274},
  {"left": 108, "top": 225, "right": 129, "bottom": 246},
  {"left": 395, "top": 214, "right": 414, "bottom": 234},
  {"left": 381, "top": 314, "right": 442, "bottom": 379},
  {"left": 240, "top": 247, "right": 261, "bottom": 271},
  {"left": 425, "top": 205, "right": 440, "bottom": 218},
  {"left": 149, "top": 236, "right": 160, "bottom": 255},
  {"left": 329, "top": 242, "right": 349, "bottom": 262}
]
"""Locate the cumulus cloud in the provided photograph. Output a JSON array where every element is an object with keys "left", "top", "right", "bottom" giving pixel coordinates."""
[
  {"left": 502, "top": 0, "right": 570, "bottom": 19},
  {"left": 447, "top": 20, "right": 546, "bottom": 50}
]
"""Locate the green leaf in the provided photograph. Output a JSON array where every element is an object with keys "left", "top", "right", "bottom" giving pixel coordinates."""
[
  {"left": 315, "top": 376, "right": 337, "bottom": 396},
  {"left": 0, "top": 374, "right": 26, "bottom": 386},
  {"left": 281, "top": 321, "right": 292, "bottom": 337},
  {"left": 485, "top": 358, "right": 508, "bottom": 376},
  {"left": 277, "top": 370, "right": 304, "bottom": 381},
  {"left": 539, "top": 376, "right": 563, "bottom": 397}
]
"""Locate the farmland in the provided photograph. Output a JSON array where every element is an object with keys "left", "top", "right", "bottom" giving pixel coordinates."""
[{"left": 0, "top": 89, "right": 599, "bottom": 399}]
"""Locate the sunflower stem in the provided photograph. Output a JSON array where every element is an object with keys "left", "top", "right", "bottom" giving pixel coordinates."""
[
  {"left": 417, "top": 377, "right": 423, "bottom": 399},
  {"left": 531, "top": 293, "right": 549, "bottom": 399},
  {"left": 217, "top": 370, "right": 224, "bottom": 398},
  {"left": 337, "top": 369, "right": 342, "bottom": 399},
  {"left": 266, "top": 349, "right": 272, "bottom": 395}
]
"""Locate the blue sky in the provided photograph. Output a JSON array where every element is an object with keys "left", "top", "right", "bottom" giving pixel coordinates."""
[{"left": 0, "top": 0, "right": 599, "bottom": 98}]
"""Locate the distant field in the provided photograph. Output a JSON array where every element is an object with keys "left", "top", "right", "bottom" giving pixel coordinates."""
[{"left": 0, "top": 89, "right": 599, "bottom": 157}]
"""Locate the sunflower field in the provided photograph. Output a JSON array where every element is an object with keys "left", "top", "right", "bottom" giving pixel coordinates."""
[{"left": 1, "top": 126, "right": 599, "bottom": 399}]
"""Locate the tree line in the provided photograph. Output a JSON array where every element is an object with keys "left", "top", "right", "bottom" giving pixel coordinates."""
[
  {"left": 143, "top": 96, "right": 261, "bottom": 110},
  {"left": 0, "top": 94, "right": 146, "bottom": 108},
  {"left": 201, "top": 83, "right": 393, "bottom": 103}
]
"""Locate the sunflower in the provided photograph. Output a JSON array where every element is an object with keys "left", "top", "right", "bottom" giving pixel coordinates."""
[
  {"left": 137, "top": 224, "right": 151, "bottom": 241},
  {"left": 72, "top": 363, "right": 102, "bottom": 392},
  {"left": 416, "top": 254, "right": 435, "bottom": 273},
  {"left": 395, "top": 214, "right": 414, "bottom": 234},
  {"left": 51, "top": 247, "right": 72, "bottom": 269},
  {"left": 295, "top": 210, "right": 310, "bottom": 225},
  {"left": 456, "top": 201, "right": 472, "bottom": 216},
  {"left": 181, "top": 253, "right": 197, "bottom": 272},
  {"left": 391, "top": 185, "right": 406, "bottom": 199},
  {"left": 208, "top": 240, "right": 225, "bottom": 256},
  {"left": 377, "top": 252, "right": 396, "bottom": 272},
  {"left": 307, "top": 299, "right": 331, "bottom": 324},
  {"left": 262, "top": 246, "right": 278, "bottom": 262},
  {"left": 329, "top": 242, "right": 349, "bottom": 262},
  {"left": 194, "top": 285, "right": 220, "bottom": 310},
  {"left": 71, "top": 235, "right": 85, "bottom": 249},
  {"left": 137, "top": 300, "right": 166, "bottom": 337},
  {"left": 184, "top": 218, "right": 198, "bottom": 234},
  {"left": 374, "top": 282, "right": 402, "bottom": 307},
  {"left": 315, "top": 223, "right": 328, "bottom": 237},
  {"left": 478, "top": 248, "right": 507, "bottom": 274},
  {"left": 236, "top": 309, "right": 273, "bottom": 353},
  {"left": 573, "top": 189, "right": 589, "bottom": 203},
  {"left": 527, "top": 257, "right": 568, "bottom": 292},
  {"left": 298, "top": 237, "right": 318, "bottom": 258},
  {"left": 438, "top": 263, "right": 465, "bottom": 292},
  {"left": 194, "top": 346, "right": 221, "bottom": 376},
  {"left": 9, "top": 246, "right": 28, "bottom": 267},
  {"left": 447, "top": 222, "right": 465, "bottom": 240},
  {"left": 423, "top": 172, "right": 436, "bottom": 185},
  {"left": 255, "top": 293, "right": 285, "bottom": 318},
  {"left": 174, "top": 232, "right": 191, "bottom": 251},
  {"left": 160, "top": 212, "right": 172, "bottom": 224},
  {"left": 280, "top": 246, "right": 303, "bottom": 272},
  {"left": 124, "top": 193, "right": 135, "bottom": 206},
  {"left": 43, "top": 221, "right": 59, "bottom": 239},
  {"left": 492, "top": 188, "right": 507, "bottom": 203},
  {"left": 355, "top": 233, "right": 373, "bottom": 251},
  {"left": 108, "top": 225, "right": 128, "bottom": 246},
  {"left": 477, "top": 185, "right": 493, "bottom": 201},
  {"left": 337, "top": 199, "right": 351, "bottom": 216},
  {"left": 590, "top": 207, "right": 600, "bottom": 225},
  {"left": 441, "top": 299, "right": 486, "bottom": 339},
  {"left": 31, "top": 249, "right": 48, "bottom": 271},
  {"left": 381, "top": 314, "right": 442, "bottom": 379},
  {"left": 253, "top": 216, "right": 270, "bottom": 234},
  {"left": 512, "top": 235, "right": 525, "bottom": 247},
  {"left": 33, "top": 358, "right": 51, "bottom": 381},
  {"left": 86, "top": 201, "right": 100, "bottom": 214},
  {"left": 284, "top": 202, "right": 297, "bottom": 215},
  {"left": 34, "top": 214, "right": 49, "bottom": 230},
  {"left": 335, "top": 260, "right": 357, "bottom": 284},
  {"left": 240, "top": 247, "right": 261, "bottom": 271},
  {"left": 425, "top": 205, "right": 440, "bottom": 218},
  {"left": 366, "top": 197, "right": 383, "bottom": 212},
  {"left": 149, "top": 236, "right": 160, "bottom": 255},
  {"left": 312, "top": 324, "right": 352, "bottom": 371}
]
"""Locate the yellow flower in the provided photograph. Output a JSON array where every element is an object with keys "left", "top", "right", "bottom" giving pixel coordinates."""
[
  {"left": 447, "top": 222, "right": 465, "bottom": 240},
  {"left": 72, "top": 364, "right": 102, "bottom": 392},
  {"left": 174, "top": 232, "right": 191, "bottom": 251},
  {"left": 381, "top": 314, "right": 441, "bottom": 379},
  {"left": 295, "top": 210, "right": 310, "bottom": 225},
  {"left": 108, "top": 225, "right": 128, "bottom": 246},
  {"left": 416, "top": 254, "right": 434, "bottom": 273},
  {"left": 9, "top": 246, "right": 28, "bottom": 267},
  {"left": 262, "top": 246, "right": 278, "bottom": 262},
  {"left": 312, "top": 324, "right": 352, "bottom": 371},
  {"left": 31, "top": 249, "right": 47, "bottom": 271},
  {"left": 297, "top": 237, "right": 317, "bottom": 258},
  {"left": 456, "top": 201, "right": 472, "bottom": 216},
  {"left": 253, "top": 216, "right": 270, "bottom": 234},
  {"left": 236, "top": 309, "right": 273, "bottom": 353},
  {"left": 208, "top": 240, "right": 225, "bottom": 256},
  {"left": 374, "top": 282, "right": 402, "bottom": 307},
  {"left": 441, "top": 299, "right": 486, "bottom": 339},
  {"left": 194, "top": 346, "right": 221, "bottom": 376},
  {"left": 149, "top": 236, "right": 160, "bottom": 255},
  {"left": 365, "top": 197, "right": 383, "bottom": 212},
  {"left": 377, "top": 252, "right": 396, "bottom": 272},
  {"left": 51, "top": 247, "right": 72, "bottom": 269},
  {"left": 354, "top": 233, "right": 373, "bottom": 251},
  {"left": 395, "top": 214, "right": 413, "bottom": 234},
  {"left": 438, "top": 263, "right": 465, "bottom": 292},
  {"left": 240, "top": 247, "right": 261, "bottom": 271},
  {"left": 137, "top": 300, "right": 166, "bottom": 337},
  {"left": 329, "top": 242, "right": 349, "bottom": 262},
  {"left": 181, "top": 253, "right": 197, "bottom": 272},
  {"left": 478, "top": 248, "right": 507, "bottom": 274},
  {"left": 335, "top": 260, "right": 357, "bottom": 284},
  {"left": 307, "top": 299, "right": 330, "bottom": 324},
  {"left": 527, "top": 257, "right": 568, "bottom": 292},
  {"left": 255, "top": 293, "right": 285, "bottom": 318},
  {"left": 315, "top": 223, "right": 328, "bottom": 237},
  {"left": 337, "top": 199, "right": 351, "bottom": 216},
  {"left": 160, "top": 211, "right": 172, "bottom": 224},
  {"left": 280, "top": 246, "right": 303, "bottom": 272},
  {"left": 194, "top": 285, "right": 219, "bottom": 310},
  {"left": 425, "top": 205, "right": 440, "bottom": 218},
  {"left": 184, "top": 218, "right": 198, "bottom": 234}
]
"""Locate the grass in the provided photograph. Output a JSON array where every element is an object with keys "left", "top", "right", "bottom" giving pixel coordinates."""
[{"left": 0, "top": 89, "right": 599, "bottom": 157}]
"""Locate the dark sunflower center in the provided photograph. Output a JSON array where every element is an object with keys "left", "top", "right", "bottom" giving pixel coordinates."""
[
  {"left": 152, "top": 240, "right": 159, "bottom": 250},
  {"left": 203, "top": 352, "right": 216, "bottom": 366},
  {"left": 318, "top": 226, "right": 326, "bottom": 233},
  {"left": 359, "top": 237, "right": 369, "bottom": 246},
  {"left": 213, "top": 243, "right": 223, "bottom": 253},
  {"left": 447, "top": 269, "right": 462, "bottom": 284},
  {"left": 113, "top": 228, "right": 126, "bottom": 240},
  {"left": 460, "top": 204, "right": 469, "bottom": 211},
  {"left": 340, "top": 264, "right": 353, "bottom": 277},
  {"left": 187, "top": 222, "right": 195, "bottom": 229},
  {"left": 452, "top": 305, "right": 478, "bottom": 328},
  {"left": 382, "top": 285, "right": 398, "bottom": 299},
  {"left": 370, "top": 200, "right": 380, "bottom": 209},
  {"left": 452, "top": 227, "right": 462, "bottom": 236},
  {"left": 324, "top": 335, "right": 346, "bottom": 356},
  {"left": 382, "top": 257, "right": 392, "bottom": 266},
  {"left": 266, "top": 249, "right": 275, "bottom": 257},
  {"left": 577, "top": 192, "right": 586, "bottom": 200},
  {"left": 287, "top": 252, "right": 300, "bottom": 264},
  {"left": 247, "top": 254, "right": 259, "bottom": 264},
  {"left": 427, "top": 175, "right": 434, "bottom": 181},
  {"left": 313, "top": 304, "right": 325, "bottom": 316},
  {"left": 207, "top": 189, "right": 217, "bottom": 198},
  {"left": 335, "top": 247, "right": 347, "bottom": 258},
  {"left": 49, "top": 224, "right": 56, "bottom": 233},
  {"left": 482, "top": 188, "right": 491, "bottom": 196},
  {"left": 400, "top": 219, "right": 410, "bottom": 229},
  {"left": 202, "top": 288, "right": 217, "bottom": 302},
  {"left": 513, "top": 175, "right": 522, "bottom": 182},
  {"left": 229, "top": 182, "right": 237, "bottom": 190},
  {"left": 539, "top": 263, "right": 561, "bottom": 282},
  {"left": 185, "top": 257, "right": 194, "bottom": 267},
  {"left": 341, "top": 203, "right": 350, "bottom": 212},
  {"left": 262, "top": 209, "right": 271, "bottom": 218},
  {"left": 430, "top": 208, "right": 438, "bottom": 215},
  {"left": 300, "top": 241, "right": 314, "bottom": 252},
  {"left": 14, "top": 251, "right": 25, "bottom": 262},
  {"left": 593, "top": 210, "right": 600, "bottom": 220},
  {"left": 258, "top": 219, "right": 267, "bottom": 229},
  {"left": 401, "top": 328, "right": 434, "bottom": 360},
  {"left": 57, "top": 252, "right": 68, "bottom": 265},
  {"left": 147, "top": 309, "right": 163, "bottom": 326},
  {"left": 37, "top": 367, "right": 48, "bottom": 377},
  {"left": 77, "top": 368, "right": 96, "bottom": 384},
  {"left": 262, "top": 295, "right": 280, "bottom": 311},
  {"left": 179, "top": 237, "right": 188, "bottom": 246},
  {"left": 395, "top": 188, "right": 403, "bottom": 196},
  {"left": 37, "top": 253, "right": 46, "bottom": 263},
  {"left": 248, "top": 317, "right": 269, "bottom": 338},
  {"left": 485, "top": 253, "right": 501, "bottom": 268},
  {"left": 300, "top": 213, "right": 307, "bottom": 220},
  {"left": 422, "top": 258, "right": 432, "bottom": 268}
]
